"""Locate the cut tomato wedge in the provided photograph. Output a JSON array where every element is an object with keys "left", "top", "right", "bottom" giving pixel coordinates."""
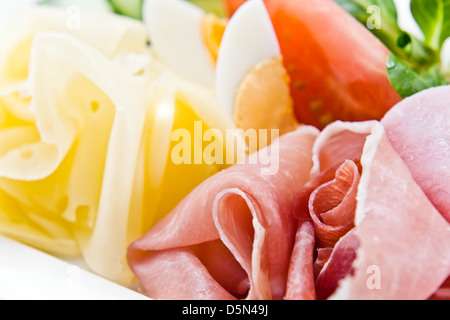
[
  {"left": 225, "top": 0, "right": 401, "bottom": 129},
  {"left": 224, "top": 0, "right": 247, "bottom": 16}
]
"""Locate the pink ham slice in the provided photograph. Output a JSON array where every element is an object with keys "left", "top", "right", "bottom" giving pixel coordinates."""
[
  {"left": 131, "top": 247, "right": 236, "bottom": 300},
  {"left": 295, "top": 159, "right": 361, "bottom": 248},
  {"left": 309, "top": 121, "right": 450, "bottom": 300},
  {"left": 429, "top": 276, "right": 450, "bottom": 300},
  {"left": 127, "top": 126, "right": 319, "bottom": 300},
  {"left": 314, "top": 247, "right": 333, "bottom": 279},
  {"left": 284, "top": 219, "right": 316, "bottom": 300},
  {"left": 316, "top": 233, "right": 360, "bottom": 300},
  {"left": 382, "top": 86, "right": 450, "bottom": 223},
  {"left": 286, "top": 158, "right": 361, "bottom": 300}
]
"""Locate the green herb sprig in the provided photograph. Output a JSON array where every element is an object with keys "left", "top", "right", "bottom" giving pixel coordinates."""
[{"left": 335, "top": 0, "right": 450, "bottom": 98}]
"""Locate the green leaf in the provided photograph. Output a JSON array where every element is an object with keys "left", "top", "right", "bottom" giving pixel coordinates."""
[
  {"left": 334, "top": 0, "right": 398, "bottom": 22},
  {"left": 106, "top": 0, "right": 226, "bottom": 21},
  {"left": 400, "top": 33, "right": 442, "bottom": 67},
  {"left": 334, "top": 0, "right": 401, "bottom": 53},
  {"left": 334, "top": 0, "right": 436, "bottom": 64},
  {"left": 39, "top": 0, "right": 113, "bottom": 12},
  {"left": 108, "top": 0, "right": 143, "bottom": 19},
  {"left": 387, "top": 53, "right": 448, "bottom": 98},
  {"left": 410, "top": 0, "right": 450, "bottom": 51},
  {"left": 187, "top": 0, "right": 226, "bottom": 17},
  {"left": 336, "top": 0, "right": 447, "bottom": 98},
  {"left": 336, "top": 0, "right": 441, "bottom": 66}
]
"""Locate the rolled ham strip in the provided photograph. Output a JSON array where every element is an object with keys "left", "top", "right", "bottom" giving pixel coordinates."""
[
  {"left": 286, "top": 158, "right": 361, "bottom": 300},
  {"left": 284, "top": 219, "right": 316, "bottom": 300},
  {"left": 382, "top": 85, "right": 450, "bottom": 223},
  {"left": 128, "top": 126, "right": 319, "bottom": 300},
  {"left": 295, "top": 160, "right": 361, "bottom": 248},
  {"left": 309, "top": 121, "right": 450, "bottom": 300}
]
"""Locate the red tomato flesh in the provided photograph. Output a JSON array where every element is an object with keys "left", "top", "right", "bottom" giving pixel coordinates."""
[{"left": 224, "top": 0, "right": 401, "bottom": 129}]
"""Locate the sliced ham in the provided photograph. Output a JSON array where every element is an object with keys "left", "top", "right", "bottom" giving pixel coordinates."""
[
  {"left": 308, "top": 121, "right": 450, "bottom": 300},
  {"left": 193, "top": 240, "right": 250, "bottom": 298},
  {"left": 284, "top": 219, "right": 316, "bottom": 300},
  {"left": 314, "top": 247, "right": 333, "bottom": 279},
  {"left": 382, "top": 85, "right": 450, "bottom": 223},
  {"left": 295, "top": 159, "right": 361, "bottom": 248},
  {"left": 127, "top": 126, "right": 319, "bottom": 300},
  {"left": 128, "top": 88, "right": 450, "bottom": 300},
  {"left": 429, "top": 276, "right": 450, "bottom": 300},
  {"left": 286, "top": 152, "right": 362, "bottom": 300},
  {"left": 316, "top": 233, "right": 359, "bottom": 300},
  {"left": 131, "top": 247, "right": 236, "bottom": 300}
]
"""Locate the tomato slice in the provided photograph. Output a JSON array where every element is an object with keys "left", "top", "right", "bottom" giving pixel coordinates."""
[
  {"left": 224, "top": 0, "right": 247, "bottom": 16},
  {"left": 266, "top": 0, "right": 401, "bottom": 128},
  {"left": 224, "top": 0, "right": 401, "bottom": 129}
]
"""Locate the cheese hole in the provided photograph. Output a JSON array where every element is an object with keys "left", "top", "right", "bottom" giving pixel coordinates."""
[
  {"left": 56, "top": 195, "right": 69, "bottom": 214},
  {"left": 134, "top": 69, "right": 145, "bottom": 76},
  {"left": 20, "top": 149, "right": 33, "bottom": 160},
  {"left": 76, "top": 205, "right": 90, "bottom": 222},
  {"left": 91, "top": 101, "right": 100, "bottom": 113}
]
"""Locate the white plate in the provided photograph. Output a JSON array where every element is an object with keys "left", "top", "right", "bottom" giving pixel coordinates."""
[{"left": 0, "top": 236, "right": 149, "bottom": 300}]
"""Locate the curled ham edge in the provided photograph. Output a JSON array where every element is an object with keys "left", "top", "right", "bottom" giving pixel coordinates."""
[
  {"left": 128, "top": 120, "right": 450, "bottom": 300},
  {"left": 288, "top": 120, "right": 450, "bottom": 300},
  {"left": 127, "top": 125, "right": 320, "bottom": 300},
  {"left": 285, "top": 159, "right": 361, "bottom": 300}
]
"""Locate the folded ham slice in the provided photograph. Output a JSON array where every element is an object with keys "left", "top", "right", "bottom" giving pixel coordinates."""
[
  {"left": 128, "top": 126, "right": 319, "bottom": 300},
  {"left": 302, "top": 121, "right": 450, "bottom": 300},
  {"left": 296, "top": 159, "right": 361, "bottom": 248},
  {"left": 284, "top": 218, "right": 316, "bottom": 300},
  {"left": 285, "top": 159, "right": 361, "bottom": 300},
  {"left": 429, "top": 276, "right": 450, "bottom": 300},
  {"left": 129, "top": 88, "right": 450, "bottom": 300},
  {"left": 382, "top": 85, "right": 450, "bottom": 223}
]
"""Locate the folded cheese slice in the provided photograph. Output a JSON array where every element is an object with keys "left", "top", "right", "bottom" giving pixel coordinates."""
[
  {"left": 0, "top": 31, "right": 150, "bottom": 285},
  {"left": 0, "top": 6, "right": 148, "bottom": 92},
  {"left": 0, "top": 27, "right": 241, "bottom": 287}
]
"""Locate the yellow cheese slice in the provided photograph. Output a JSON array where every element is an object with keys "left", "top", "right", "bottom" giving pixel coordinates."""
[
  {"left": 0, "top": 12, "right": 241, "bottom": 287},
  {"left": 0, "top": 6, "right": 148, "bottom": 92},
  {"left": 27, "top": 33, "right": 149, "bottom": 286}
]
